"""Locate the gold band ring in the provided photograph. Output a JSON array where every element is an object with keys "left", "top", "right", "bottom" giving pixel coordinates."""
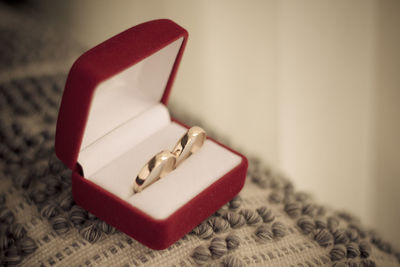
[
  {"left": 133, "top": 126, "right": 206, "bottom": 193},
  {"left": 172, "top": 126, "right": 206, "bottom": 167},
  {"left": 133, "top": 150, "right": 176, "bottom": 193}
]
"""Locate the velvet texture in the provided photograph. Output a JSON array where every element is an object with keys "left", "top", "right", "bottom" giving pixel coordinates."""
[{"left": 55, "top": 19, "right": 248, "bottom": 249}]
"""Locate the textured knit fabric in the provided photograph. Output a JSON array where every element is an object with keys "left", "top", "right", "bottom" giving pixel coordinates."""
[{"left": 0, "top": 3, "right": 399, "bottom": 267}]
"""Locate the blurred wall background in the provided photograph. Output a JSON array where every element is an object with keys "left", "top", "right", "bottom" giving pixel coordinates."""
[{"left": 36, "top": 0, "right": 400, "bottom": 248}]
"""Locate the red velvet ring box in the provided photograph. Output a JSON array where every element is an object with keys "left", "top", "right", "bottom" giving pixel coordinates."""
[{"left": 55, "top": 19, "right": 248, "bottom": 250}]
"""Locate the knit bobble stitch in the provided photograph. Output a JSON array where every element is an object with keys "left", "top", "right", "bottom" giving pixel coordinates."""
[
  {"left": 229, "top": 195, "right": 241, "bottom": 210},
  {"left": 272, "top": 222, "right": 287, "bottom": 239},
  {"left": 256, "top": 206, "right": 275, "bottom": 223},
  {"left": 79, "top": 223, "right": 102, "bottom": 243},
  {"left": 268, "top": 192, "right": 283, "bottom": 204},
  {"left": 333, "top": 229, "right": 349, "bottom": 245},
  {"left": 314, "top": 229, "right": 333, "bottom": 247},
  {"left": 209, "top": 237, "right": 228, "bottom": 259},
  {"left": 192, "top": 245, "right": 211, "bottom": 265},
  {"left": 208, "top": 216, "right": 230, "bottom": 233},
  {"left": 359, "top": 240, "right": 371, "bottom": 258},
  {"left": 222, "top": 211, "right": 246, "bottom": 229},
  {"left": 330, "top": 244, "right": 347, "bottom": 261},
  {"left": 191, "top": 222, "right": 214, "bottom": 239},
  {"left": 297, "top": 216, "right": 315, "bottom": 234},
  {"left": 346, "top": 242, "right": 361, "bottom": 258},
  {"left": 327, "top": 216, "right": 339, "bottom": 231},
  {"left": 51, "top": 215, "right": 70, "bottom": 235},
  {"left": 18, "top": 237, "right": 38, "bottom": 255},
  {"left": 284, "top": 201, "right": 302, "bottom": 218},
  {"left": 239, "top": 209, "right": 261, "bottom": 225},
  {"left": 225, "top": 234, "right": 240, "bottom": 250},
  {"left": 255, "top": 224, "right": 273, "bottom": 242}
]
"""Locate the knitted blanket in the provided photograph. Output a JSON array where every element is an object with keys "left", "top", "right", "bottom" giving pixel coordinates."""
[{"left": 0, "top": 3, "right": 399, "bottom": 267}]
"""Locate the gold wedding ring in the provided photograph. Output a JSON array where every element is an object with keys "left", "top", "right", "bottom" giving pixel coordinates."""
[
  {"left": 133, "top": 126, "right": 206, "bottom": 193},
  {"left": 172, "top": 126, "right": 207, "bottom": 167},
  {"left": 133, "top": 150, "right": 176, "bottom": 193}
]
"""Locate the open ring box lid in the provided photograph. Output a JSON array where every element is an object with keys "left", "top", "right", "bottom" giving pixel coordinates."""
[{"left": 55, "top": 19, "right": 248, "bottom": 250}]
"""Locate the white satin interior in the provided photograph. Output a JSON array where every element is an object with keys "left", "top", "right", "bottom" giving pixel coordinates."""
[
  {"left": 80, "top": 37, "right": 184, "bottom": 151},
  {"left": 79, "top": 104, "right": 171, "bottom": 177},
  {"left": 77, "top": 37, "right": 242, "bottom": 220},
  {"left": 90, "top": 122, "right": 241, "bottom": 220}
]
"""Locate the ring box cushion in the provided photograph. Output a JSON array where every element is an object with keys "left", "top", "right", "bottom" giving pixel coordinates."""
[{"left": 55, "top": 19, "right": 248, "bottom": 249}]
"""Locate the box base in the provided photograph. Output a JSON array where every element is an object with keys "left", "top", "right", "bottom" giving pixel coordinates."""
[{"left": 71, "top": 141, "right": 247, "bottom": 249}]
